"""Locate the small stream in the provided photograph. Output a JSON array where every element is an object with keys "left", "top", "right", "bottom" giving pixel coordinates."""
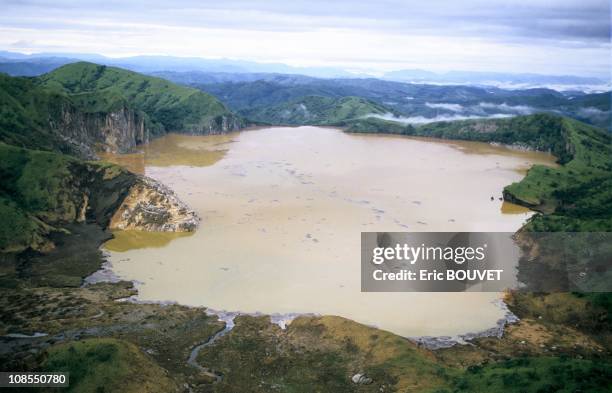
[{"left": 187, "top": 316, "right": 235, "bottom": 383}]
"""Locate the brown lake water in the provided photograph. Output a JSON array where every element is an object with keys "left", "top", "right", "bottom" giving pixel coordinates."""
[{"left": 101, "top": 127, "right": 556, "bottom": 337}]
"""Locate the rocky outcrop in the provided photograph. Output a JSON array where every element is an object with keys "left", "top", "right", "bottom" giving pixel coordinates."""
[
  {"left": 183, "top": 114, "right": 245, "bottom": 135},
  {"left": 109, "top": 176, "right": 198, "bottom": 232},
  {"left": 351, "top": 373, "right": 373, "bottom": 385},
  {"left": 50, "top": 103, "right": 152, "bottom": 158},
  {"left": 0, "top": 147, "right": 197, "bottom": 253},
  {"left": 50, "top": 106, "right": 245, "bottom": 158}
]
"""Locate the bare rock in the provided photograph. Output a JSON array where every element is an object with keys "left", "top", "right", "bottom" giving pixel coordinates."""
[
  {"left": 109, "top": 176, "right": 199, "bottom": 232},
  {"left": 351, "top": 373, "right": 373, "bottom": 385}
]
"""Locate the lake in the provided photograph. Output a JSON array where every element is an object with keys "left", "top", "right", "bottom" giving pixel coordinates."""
[{"left": 100, "top": 126, "right": 556, "bottom": 337}]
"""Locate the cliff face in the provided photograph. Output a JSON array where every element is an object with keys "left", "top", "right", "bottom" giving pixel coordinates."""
[
  {"left": 183, "top": 113, "right": 245, "bottom": 135},
  {"left": 37, "top": 62, "right": 246, "bottom": 149},
  {"left": 0, "top": 143, "right": 198, "bottom": 253},
  {"left": 47, "top": 102, "right": 245, "bottom": 158},
  {"left": 109, "top": 176, "right": 199, "bottom": 232},
  {"left": 1, "top": 67, "right": 247, "bottom": 159},
  {"left": 50, "top": 105, "right": 245, "bottom": 158},
  {"left": 52, "top": 104, "right": 150, "bottom": 157}
]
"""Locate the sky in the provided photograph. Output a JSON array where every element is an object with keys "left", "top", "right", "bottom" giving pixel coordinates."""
[{"left": 0, "top": 0, "right": 610, "bottom": 77}]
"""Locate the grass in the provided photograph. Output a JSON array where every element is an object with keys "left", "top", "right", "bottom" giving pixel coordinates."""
[
  {"left": 0, "top": 196, "right": 40, "bottom": 252},
  {"left": 0, "top": 73, "right": 78, "bottom": 154},
  {"left": 505, "top": 118, "right": 612, "bottom": 231},
  {"left": 43, "top": 338, "right": 177, "bottom": 393},
  {"left": 443, "top": 357, "right": 612, "bottom": 393},
  {"left": 0, "top": 143, "right": 75, "bottom": 251},
  {"left": 508, "top": 292, "right": 612, "bottom": 338}
]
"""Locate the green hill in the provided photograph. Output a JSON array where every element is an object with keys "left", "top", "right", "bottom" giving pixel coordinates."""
[
  {"left": 343, "top": 113, "right": 575, "bottom": 160},
  {"left": 43, "top": 338, "right": 178, "bottom": 393},
  {"left": 0, "top": 73, "right": 83, "bottom": 155},
  {"left": 38, "top": 62, "right": 244, "bottom": 134},
  {"left": 0, "top": 64, "right": 245, "bottom": 157},
  {"left": 240, "top": 95, "right": 393, "bottom": 125},
  {"left": 502, "top": 117, "right": 612, "bottom": 231}
]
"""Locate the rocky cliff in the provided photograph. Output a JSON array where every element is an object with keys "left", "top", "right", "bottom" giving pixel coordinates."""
[
  {"left": 182, "top": 113, "right": 244, "bottom": 135},
  {"left": 52, "top": 103, "right": 151, "bottom": 157},
  {"left": 1, "top": 65, "right": 246, "bottom": 160},
  {"left": 109, "top": 176, "right": 198, "bottom": 232},
  {"left": 52, "top": 107, "right": 244, "bottom": 157},
  {"left": 37, "top": 62, "right": 245, "bottom": 150},
  {"left": 0, "top": 143, "right": 198, "bottom": 253}
]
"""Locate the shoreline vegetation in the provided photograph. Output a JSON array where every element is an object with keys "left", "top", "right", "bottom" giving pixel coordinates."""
[{"left": 1, "top": 63, "right": 611, "bottom": 392}]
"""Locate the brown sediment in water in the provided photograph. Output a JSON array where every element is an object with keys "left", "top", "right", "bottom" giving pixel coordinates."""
[
  {"left": 101, "top": 126, "right": 557, "bottom": 337},
  {"left": 104, "top": 230, "right": 194, "bottom": 252},
  {"left": 98, "top": 133, "right": 236, "bottom": 174},
  {"left": 500, "top": 201, "right": 533, "bottom": 215}
]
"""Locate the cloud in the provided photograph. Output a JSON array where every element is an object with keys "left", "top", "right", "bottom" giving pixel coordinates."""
[
  {"left": 9, "top": 40, "right": 35, "bottom": 48},
  {"left": 420, "top": 102, "right": 535, "bottom": 116},
  {"left": 367, "top": 112, "right": 513, "bottom": 124},
  {"left": 577, "top": 107, "right": 610, "bottom": 122},
  {"left": 26, "top": 0, "right": 605, "bottom": 43},
  {"left": 476, "top": 102, "right": 535, "bottom": 115},
  {"left": 425, "top": 102, "right": 464, "bottom": 112}
]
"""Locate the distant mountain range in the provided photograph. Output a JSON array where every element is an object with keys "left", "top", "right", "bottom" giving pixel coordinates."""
[
  {"left": 0, "top": 51, "right": 608, "bottom": 91},
  {"left": 0, "top": 51, "right": 356, "bottom": 79},
  {"left": 162, "top": 72, "right": 610, "bottom": 131},
  {"left": 0, "top": 52, "right": 609, "bottom": 131},
  {"left": 383, "top": 69, "right": 608, "bottom": 90}
]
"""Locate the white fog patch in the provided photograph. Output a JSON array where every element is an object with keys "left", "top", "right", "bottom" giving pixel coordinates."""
[
  {"left": 411, "top": 81, "right": 612, "bottom": 94},
  {"left": 577, "top": 107, "right": 610, "bottom": 121},
  {"left": 476, "top": 102, "right": 535, "bottom": 115},
  {"left": 422, "top": 102, "right": 536, "bottom": 116},
  {"left": 577, "top": 107, "right": 609, "bottom": 116},
  {"left": 425, "top": 102, "right": 464, "bottom": 112},
  {"left": 477, "top": 82, "right": 612, "bottom": 93},
  {"left": 367, "top": 113, "right": 512, "bottom": 125}
]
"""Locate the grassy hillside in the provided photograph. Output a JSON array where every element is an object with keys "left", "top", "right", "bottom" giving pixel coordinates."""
[
  {"left": 0, "top": 74, "right": 82, "bottom": 155},
  {"left": 503, "top": 118, "right": 612, "bottom": 231},
  {"left": 241, "top": 95, "right": 392, "bottom": 125},
  {"left": 43, "top": 338, "right": 178, "bottom": 392},
  {"left": 1, "top": 64, "right": 245, "bottom": 158},
  {"left": 447, "top": 357, "right": 612, "bottom": 393},
  {"left": 197, "top": 315, "right": 447, "bottom": 393},
  {"left": 0, "top": 142, "right": 135, "bottom": 252},
  {"left": 38, "top": 62, "right": 243, "bottom": 133},
  {"left": 344, "top": 113, "right": 575, "bottom": 161}
]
